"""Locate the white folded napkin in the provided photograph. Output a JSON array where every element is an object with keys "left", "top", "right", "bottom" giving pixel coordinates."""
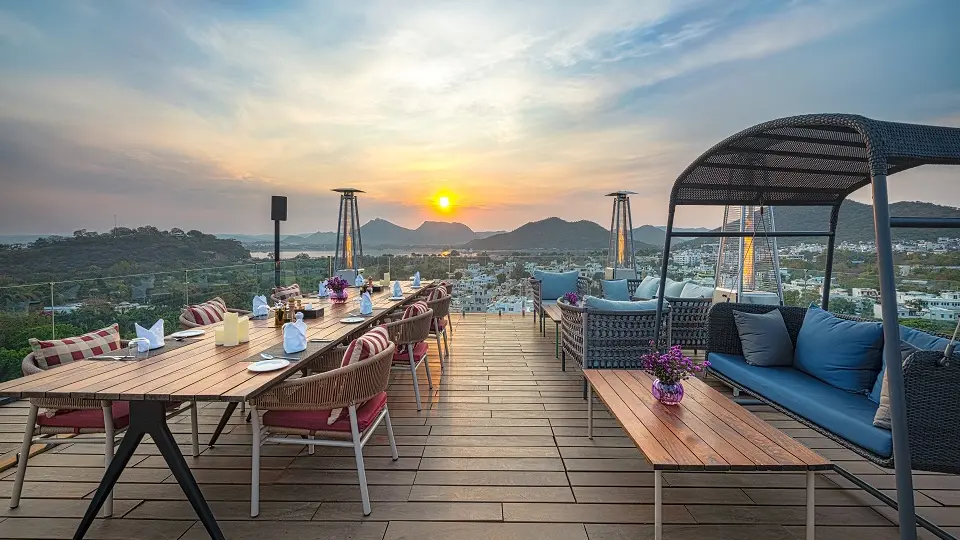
[
  {"left": 318, "top": 280, "right": 330, "bottom": 297},
  {"left": 252, "top": 295, "right": 268, "bottom": 317},
  {"left": 393, "top": 280, "right": 403, "bottom": 297},
  {"left": 134, "top": 319, "right": 165, "bottom": 351},
  {"left": 360, "top": 292, "right": 373, "bottom": 315},
  {"left": 354, "top": 273, "right": 365, "bottom": 287},
  {"left": 283, "top": 312, "right": 307, "bottom": 354},
  {"left": 413, "top": 271, "right": 421, "bottom": 287}
]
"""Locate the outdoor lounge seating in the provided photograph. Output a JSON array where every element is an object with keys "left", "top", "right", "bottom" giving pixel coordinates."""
[
  {"left": 529, "top": 271, "right": 591, "bottom": 336},
  {"left": 559, "top": 296, "right": 669, "bottom": 399},
  {"left": 632, "top": 278, "right": 714, "bottom": 352},
  {"left": 705, "top": 302, "right": 960, "bottom": 481},
  {"left": 14, "top": 339, "right": 199, "bottom": 518},
  {"left": 248, "top": 341, "right": 398, "bottom": 517},
  {"left": 381, "top": 307, "right": 435, "bottom": 411},
  {"left": 424, "top": 291, "right": 452, "bottom": 361}
]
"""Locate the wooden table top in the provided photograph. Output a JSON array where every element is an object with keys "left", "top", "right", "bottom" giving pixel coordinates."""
[
  {"left": 542, "top": 304, "right": 562, "bottom": 323},
  {"left": 583, "top": 369, "right": 833, "bottom": 472},
  {"left": 0, "top": 282, "right": 431, "bottom": 404}
]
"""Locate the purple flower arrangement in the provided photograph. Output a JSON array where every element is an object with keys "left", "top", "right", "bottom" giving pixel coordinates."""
[
  {"left": 326, "top": 276, "right": 350, "bottom": 293},
  {"left": 640, "top": 345, "right": 709, "bottom": 385},
  {"left": 562, "top": 292, "right": 580, "bottom": 305}
]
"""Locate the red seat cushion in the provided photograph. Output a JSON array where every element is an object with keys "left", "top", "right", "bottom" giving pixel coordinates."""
[
  {"left": 393, "top": 341, "right": 428, "bottom": 362},
  {"left": 430, "top": 318, "right": 446, "bottom": 332},
  {"left": 262, "top": 392, "right": 388, "bottom": 434},
  {"left": 36, "top": 402, "right": 131, "bottom": 432}
]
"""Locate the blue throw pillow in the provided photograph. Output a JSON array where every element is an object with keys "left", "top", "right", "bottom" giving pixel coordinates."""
[
  {"left": 601, "top": 280, "right": 630, "bottom": 301},
  {"left": 794, "top": 305, "right": 883, "bottom": 393},
  {"left": 634, "top": 276, "right": 659, "bottom": 299},
  {"left": 584, "top": 296, "right": 659, "bottom": 312},
  {"left": 533, "top": 270, "right": 579, "bottom": 302}
]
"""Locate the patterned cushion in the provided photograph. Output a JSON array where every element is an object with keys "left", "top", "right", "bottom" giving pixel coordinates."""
[
  {"left": 264, "top": 392, "right": 388, "bottom": 434},
  {"left": 402, "top": 300, "right": 429, "bottom": 319},
  {"left": 29, "top": 324, "right": 122, "bottom": 370},
  {"left": 328, "top": 326, "right": 391, "bottom": 425},
  {"left": 207, "top": 296, "right": 227, "bottom": 312},
  {"left": 182, "top": 300, "right": 226, "bottom": 326},
  {"left": 273, "top": 284, "right": 301, "bottom": 302},
  {"left": 426, "top": 287, "right": 445, "bottom": 302}
]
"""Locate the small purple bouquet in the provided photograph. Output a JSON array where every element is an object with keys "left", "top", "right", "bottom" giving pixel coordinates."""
[
  {"left": 326, "top": 276, "right": 350, "bottom": 293},
  {"left": 641, "top": 345, "right": 709, "bottom": 405},
  {"left": 641, "top": 345, "right": 709, "bottom": 384},
  {"left": 562, "top": 292, "right": 580, "bottom": 305}
]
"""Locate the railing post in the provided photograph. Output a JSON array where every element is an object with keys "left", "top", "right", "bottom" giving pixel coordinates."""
[
  {"left": 184, "top": 270, "right": 189, "bottom": 306},
  {"left": 50, "top": 282, "right": 55, "bottom": 339}
]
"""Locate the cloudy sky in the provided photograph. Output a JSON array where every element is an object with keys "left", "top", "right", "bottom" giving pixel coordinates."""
[{"left": 1, "top": 0, "right": 958, "bottom": 235}]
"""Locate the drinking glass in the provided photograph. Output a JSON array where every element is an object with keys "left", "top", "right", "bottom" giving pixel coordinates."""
[{"left": 127, "top": 337, "right": 152, "bottom": 360}]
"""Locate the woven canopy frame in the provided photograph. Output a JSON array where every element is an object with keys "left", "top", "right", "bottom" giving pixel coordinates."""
[{"left": 655, "top": 113, "right": 960, "bottom": 540}]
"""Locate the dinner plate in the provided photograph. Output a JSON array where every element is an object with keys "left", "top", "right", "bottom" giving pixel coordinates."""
[
  {"left": 389, "top": 296, "right": 404, "bottom": 300},
  {"left": 409, "top": 285, "right": 422, "bottom": 289},
  {"left": 248, "top": 359, "right": 290, "bottom": 372},
  {"left": 169, "top": 329, "right": 205, "bottom": 339},
  {"left": 340, "top": 317, "right": 365, "bottom": 324}
]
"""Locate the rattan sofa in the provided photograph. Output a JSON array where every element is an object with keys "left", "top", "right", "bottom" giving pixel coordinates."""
[
  {"left": 705, "top": 302, "right": 959, "bottom": 473},
  {"left": 529, "top": 275, "right": 592, "bottom": 336}
]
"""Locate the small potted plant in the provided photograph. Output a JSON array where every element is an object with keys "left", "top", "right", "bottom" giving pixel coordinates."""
[
  {"left": 640, "top": 345, "right": 709, "bottom": 405},
  {"left": 561, "top": 292, "right": 581, "bottom": 305},
  {"left": 327, "top": 276, "right": 350, "bottom": 304}
]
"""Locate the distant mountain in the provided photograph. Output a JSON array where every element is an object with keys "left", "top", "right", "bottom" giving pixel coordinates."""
[
  {"left": 681, "top": 200, "right": 960, "bottom": 247},
  {"left": 774, "top": 200, "right": 960, "bottom": 244},
  {"left": 0, "top": 235, "right": 49, "bottom": 245},
  {"left": 465, "top": 217, "right": 660, "bottom": 251},
  {"left": 414, "top": 221, "right": 479, "bottom": 245},
  {"left": 631, "top": 225, "right": 711, "bottom": 247}
]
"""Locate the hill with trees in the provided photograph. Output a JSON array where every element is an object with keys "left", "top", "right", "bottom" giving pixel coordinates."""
[{"left": 0, "top": 227, "right": 250, "bottom": 284}]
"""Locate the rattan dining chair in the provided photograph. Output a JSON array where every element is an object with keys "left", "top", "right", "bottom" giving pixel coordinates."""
[
  {"left": 425, "top": 294, "right": 452, "bottom": 362},
  {"left": 248, "top": 343, "right": 398, "bottom": 517},
  {"left": 381, "top": 309, "right": 435, "bottom": 411},
  {"left": 12, "top": 348, "right": 199, "bottom": 518}
]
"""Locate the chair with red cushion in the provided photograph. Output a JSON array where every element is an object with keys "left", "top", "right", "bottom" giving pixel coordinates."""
[
  {"left": 11, "top": 329, "right": 200, "bottom": 518},
  {"left": 248, "top": 341, "right": 398, "bottom": 517},
  {"left": 425, "top": 293, "right": 452, "bottom": 362},
  {"left": 381, "top": 307, "right": 435, "bottom": 411}
]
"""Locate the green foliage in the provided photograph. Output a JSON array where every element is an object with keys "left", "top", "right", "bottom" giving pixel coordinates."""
[
  {"left": 0, "top": 227, "right": 250, "bottom": 283},
  {"left": 899, "top": 318, "right": 957, "bottom": 336}
]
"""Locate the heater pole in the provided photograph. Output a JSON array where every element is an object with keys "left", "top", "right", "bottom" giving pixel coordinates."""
[{"left": 274, "top": 219, "right": 281, "bottom": 288}]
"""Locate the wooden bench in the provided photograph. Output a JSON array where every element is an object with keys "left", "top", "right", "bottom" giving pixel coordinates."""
[
  {"left": 583, "top": 369, "right": 833, "bottom": 540},
  {"left": 541, "top": 304, "right": 562, "bottom": 359}
]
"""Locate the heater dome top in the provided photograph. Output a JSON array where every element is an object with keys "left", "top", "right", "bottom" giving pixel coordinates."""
[
  {"left": 332, "top": 188, "right": 364, "bottom": 194},
  {"left": 606, "top": 191, "right": 637, "bottom": 197}
]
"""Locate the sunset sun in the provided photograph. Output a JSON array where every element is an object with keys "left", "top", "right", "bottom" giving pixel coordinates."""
[{"left": 436, "top": 196, "right": 451, "bottom": 211}]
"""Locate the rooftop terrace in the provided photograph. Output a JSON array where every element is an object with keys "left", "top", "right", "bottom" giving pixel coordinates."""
[{"left": 0, "top": 314, "right": 956, "bottom": 540}]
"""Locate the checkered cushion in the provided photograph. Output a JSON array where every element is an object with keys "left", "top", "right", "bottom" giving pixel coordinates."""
[
  {"left": 29, "top": 324, "right": 122, "bottom": 370},
  {"left": 329, "top": 326, "right": 392, "bottom": 425},
  {"left": 181, "top": 299, "right": 226, "bottom": 326},
  {"left": 273, "top": 284, "right": 301, "bottom": 302},
  {"left": 402, "top": 300, "right": 429, "bottom": 319}
]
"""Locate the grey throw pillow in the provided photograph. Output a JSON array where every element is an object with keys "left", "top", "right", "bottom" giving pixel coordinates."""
[
  {"left": 732, "top": 310, "right": 794, "bottom": 367},
  {"left": 873, "top": 342, "right": 920, "bottom": 430}
]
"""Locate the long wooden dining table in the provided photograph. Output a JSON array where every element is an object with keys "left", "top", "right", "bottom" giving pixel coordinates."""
[{"left": 0, "top": 281, "right": 431, "bottom": 540}]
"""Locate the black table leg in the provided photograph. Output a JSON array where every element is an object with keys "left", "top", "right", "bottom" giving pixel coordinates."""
[
  {"left": 73, "top": 401, "right": 224, "bottom": 540},
  {"left": 207, "top": 402, "right": 238, "bottom": 448}
]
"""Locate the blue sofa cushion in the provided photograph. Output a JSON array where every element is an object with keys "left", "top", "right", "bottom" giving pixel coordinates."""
[
  {"left": 679, "top": 283, "right": 715, "bottom": 299},
  {"left": 732, "top": 309, "right": 794, "bottom": 367},
  {"left": 584, "top": 296, "right": 658, "bottom": 311},
  {"left": 794, "top": 305, "right": 883, "bottom": 394},
  {"left": 533, "top": 270, "right": 579, "bottom": 302},
  {"left": 601, "top": 280, "right": 630, "bottom": 301},
  {"left": 634, "top": 276, "right": 659, "bottom": 299},
  {"left": 868, "top": 326, "right": 959, "bottom": 404},
  {"left": 708, "top": 352, "right": 892, "bottom": 458},
  {"left": 663, "top": 279, "right": 689, "bottom": 297}
]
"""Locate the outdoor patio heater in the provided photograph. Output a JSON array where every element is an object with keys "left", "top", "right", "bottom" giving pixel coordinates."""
[
  {"left": 605, "top": 191, "right": 638, "bottom": 280},
  {"left": 713, "top": 204, "right": 783, "bottom": 305},
  {"left": 332, "top": 188, "right": 364, "bottom": 282}
]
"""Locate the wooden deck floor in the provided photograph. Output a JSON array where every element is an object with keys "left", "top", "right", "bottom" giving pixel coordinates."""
[{"left": 0, "top": 314, "right": 957, "bottom": 539}]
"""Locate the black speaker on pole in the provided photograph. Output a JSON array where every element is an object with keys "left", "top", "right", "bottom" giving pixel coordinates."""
[{"left": 271, "top": 196, "right": 287, "bottom": 288}]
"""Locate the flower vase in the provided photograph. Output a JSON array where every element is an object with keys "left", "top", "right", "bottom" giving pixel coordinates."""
[
  {"left": 652, "top": 378, "right": 684, "bottom": 405},
  {"left": 331, "top": 290, "right": 348, "bottom": 304}
]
